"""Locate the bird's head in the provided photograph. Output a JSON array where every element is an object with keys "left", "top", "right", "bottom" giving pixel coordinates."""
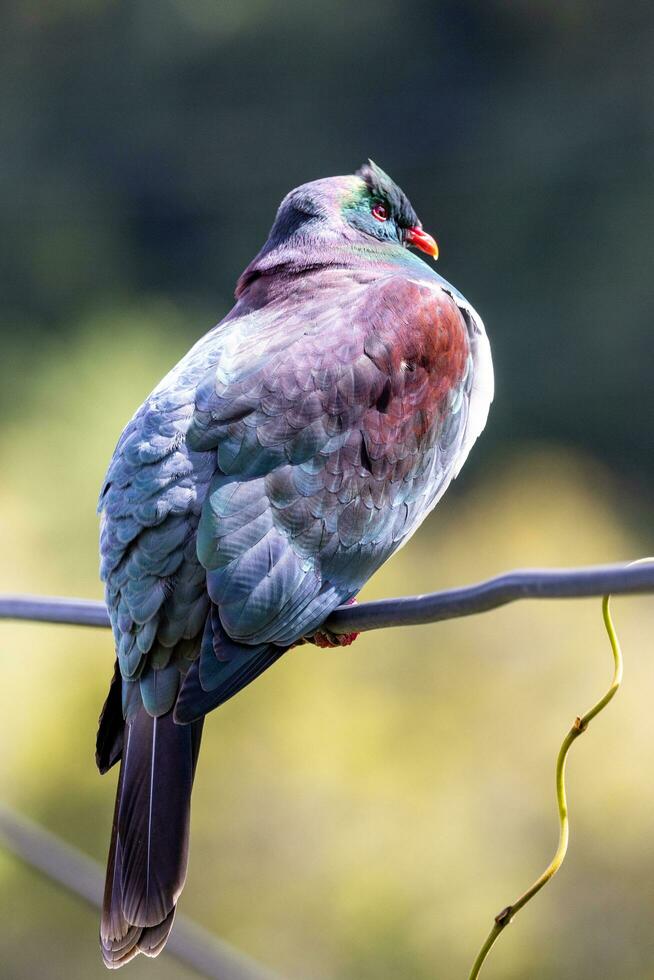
[
  {"left": 342, "top": 160, "right": 438, "bottom": 259},
  {"left": 237, "top": 161, "right": 438, "bottom": 297}
]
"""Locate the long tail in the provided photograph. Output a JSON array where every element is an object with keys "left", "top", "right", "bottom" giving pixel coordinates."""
[{"left": 100, "top": 705, "right": 203, "bottom": 969}]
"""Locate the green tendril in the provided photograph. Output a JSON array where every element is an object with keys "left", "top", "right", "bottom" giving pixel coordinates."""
[{"left": 468, "top": 558, "right": 651, "bottom": 980}]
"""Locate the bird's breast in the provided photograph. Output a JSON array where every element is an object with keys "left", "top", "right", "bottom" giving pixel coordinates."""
[{"left": 362, "top": 278, "right": 470, "bottom": 447}]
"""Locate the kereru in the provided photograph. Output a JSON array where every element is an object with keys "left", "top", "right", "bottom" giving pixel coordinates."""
[{"left": 96, "top": 161, "right": 494, "bottom": 967}]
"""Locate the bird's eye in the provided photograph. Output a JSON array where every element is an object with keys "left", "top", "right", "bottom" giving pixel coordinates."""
[{"left": 371, "top": 202, "right": 388, "bottom": 222}]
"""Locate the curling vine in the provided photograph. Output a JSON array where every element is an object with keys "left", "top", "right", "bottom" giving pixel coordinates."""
[{"left": 468, "top": 558, "right": 652, "bottom": 979}]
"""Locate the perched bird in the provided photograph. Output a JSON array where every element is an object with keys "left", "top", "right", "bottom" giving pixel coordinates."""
[{"left": 96, "top": 161, "right": 493, "bottom": 967}]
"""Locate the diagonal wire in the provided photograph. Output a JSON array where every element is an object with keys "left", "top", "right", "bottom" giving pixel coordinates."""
[
  {"left": 0, "top": 804, "right": 283, "bottom": 980},
  {"left": 0, "top": 561, "right": 653, "bottom": 634}
]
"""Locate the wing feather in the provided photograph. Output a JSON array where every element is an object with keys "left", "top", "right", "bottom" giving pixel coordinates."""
[
  {"left": 190, "top": 274, "right": 490, "bottom": 653},
  {"left": 99, "top": 269, "right": 492, "bottom": 725}
]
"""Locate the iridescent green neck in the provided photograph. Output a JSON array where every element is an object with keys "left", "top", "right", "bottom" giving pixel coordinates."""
[{"left": 332, "top": 239, "right": 436, "bottom": 277}]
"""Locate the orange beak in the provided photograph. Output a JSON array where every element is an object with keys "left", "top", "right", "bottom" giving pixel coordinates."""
[{"left": 406, "top": 225, "right": 439, "bottom": 260}]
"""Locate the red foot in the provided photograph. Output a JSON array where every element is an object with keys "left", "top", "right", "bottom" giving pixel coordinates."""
[
  {"left": 311, "top": 598, "right": 359, "bottom": 648},
  {"left": 313, "top": 629, "right": 359, "bottom": 648}
]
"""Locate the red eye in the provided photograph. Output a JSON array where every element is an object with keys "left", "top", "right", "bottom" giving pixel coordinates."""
[{"left": 371, "top": 203, "right": 388, "bottom": 222}]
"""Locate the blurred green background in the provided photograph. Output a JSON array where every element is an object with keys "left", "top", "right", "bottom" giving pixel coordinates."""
[{"left": 1, "top": 2, "right": 653, "bottom": 978}]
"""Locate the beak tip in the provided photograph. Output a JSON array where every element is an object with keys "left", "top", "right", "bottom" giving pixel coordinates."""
[{"left": 406, "top": 226, "right": 439, "bottom": 260}]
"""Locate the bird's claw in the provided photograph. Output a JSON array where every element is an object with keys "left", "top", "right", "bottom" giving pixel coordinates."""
[
  {"left": 311, "top": 627, "right": 359, "bottom": 648},
  {"left": 305, "top": 598, "right": 359, "bottom": 649}
]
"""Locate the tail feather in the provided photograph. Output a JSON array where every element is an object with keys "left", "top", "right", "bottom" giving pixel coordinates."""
[
  {"left": 100, "top": 706, "right": 203, "bottom": 968},
  {"left": 136, "top": 907, "right": 177, "bottom": 957},
  {"left": 96, "top": 659, "right": 124, "bottom": 774}
]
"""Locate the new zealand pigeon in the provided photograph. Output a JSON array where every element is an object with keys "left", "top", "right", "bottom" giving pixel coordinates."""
[{"left": 96, "top": 161, "right": 494, "bottom": 967}]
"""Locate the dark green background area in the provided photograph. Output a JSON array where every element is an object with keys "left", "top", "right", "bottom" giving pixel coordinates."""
[{"left": 2, "top": 0, "right": 653, "bottom": 490}]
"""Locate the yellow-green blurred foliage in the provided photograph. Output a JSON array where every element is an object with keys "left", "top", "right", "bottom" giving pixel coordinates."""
[{"left": 1, "top": 308, "right": 653, "bottom": 979}]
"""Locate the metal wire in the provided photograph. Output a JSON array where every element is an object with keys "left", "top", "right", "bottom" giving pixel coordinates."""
[
  {"left": 0, "top": 804, "right": 283, "bottom": 980},
  {"left": 1, "top": 561, "right": 653, "bottom": 635}
]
